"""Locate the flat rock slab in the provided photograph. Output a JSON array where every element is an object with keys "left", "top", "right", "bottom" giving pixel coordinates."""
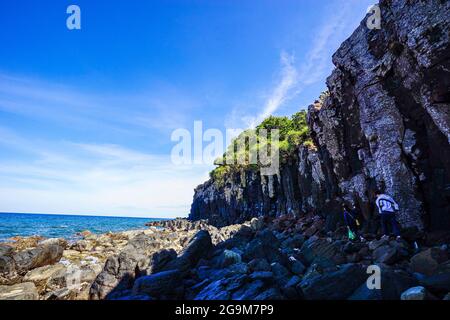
[{"left": 0, "top": 282, "right": 39, "bottom": 300}]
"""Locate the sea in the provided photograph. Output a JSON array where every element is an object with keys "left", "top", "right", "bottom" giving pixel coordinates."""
[{"left": 0, "top": 212, "right": 166, "bottom": 242}]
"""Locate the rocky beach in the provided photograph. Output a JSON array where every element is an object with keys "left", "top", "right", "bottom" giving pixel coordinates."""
[{"left": 1, "top": 216, "right": 450, "bottom": 300}]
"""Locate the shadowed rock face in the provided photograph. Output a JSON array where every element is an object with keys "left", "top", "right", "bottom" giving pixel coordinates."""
[{"left": 190, "top": 0, "right": 450, "bottom": 232}]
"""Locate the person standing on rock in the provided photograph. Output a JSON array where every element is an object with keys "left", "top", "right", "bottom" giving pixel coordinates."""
[
  {"left": 375, "top": 191, "right": 401, "bottom": 240},
  {"left": 342, "top": 204, "right": 364, "bottom": 241}
]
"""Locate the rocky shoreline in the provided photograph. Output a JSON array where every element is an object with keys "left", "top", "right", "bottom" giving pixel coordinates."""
[
  {"left": 1, "top": 216, "right": 449, "bottom": 300},
  {"left": 0, "top": 219, "right": 243, "bottom": 300}
]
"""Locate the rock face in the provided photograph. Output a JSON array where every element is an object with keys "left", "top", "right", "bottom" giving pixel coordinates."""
[{"left": 189, "top": 0, "right": 450, "bottom": 232}]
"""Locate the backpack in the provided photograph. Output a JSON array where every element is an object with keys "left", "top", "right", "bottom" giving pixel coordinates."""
[{"left": 348, "top": 227, "right": 356, "bottom": 241}]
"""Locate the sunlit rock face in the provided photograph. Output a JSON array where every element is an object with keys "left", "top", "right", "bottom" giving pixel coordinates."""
[{"left": 190, "top": 0, "right": 450, "bottom": 232}]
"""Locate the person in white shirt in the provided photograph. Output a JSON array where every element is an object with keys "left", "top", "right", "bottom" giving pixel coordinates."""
[{"left": 375, "top": 191, "right": 401, "bottom": 239}]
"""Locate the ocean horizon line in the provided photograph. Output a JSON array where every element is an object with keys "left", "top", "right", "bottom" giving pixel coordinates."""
[{"left": 0, "top": 211, "right": 176, "bottom": 220}]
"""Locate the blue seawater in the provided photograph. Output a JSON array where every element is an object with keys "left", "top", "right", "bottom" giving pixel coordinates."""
[{"left": 0, "top": 212, "right": 167, "bottom": 241}]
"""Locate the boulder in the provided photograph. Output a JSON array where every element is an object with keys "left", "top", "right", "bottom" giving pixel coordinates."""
[
  {"left": 90, "top": 233, "right": 173, "bottom": 300},
  {"left": 71, "top": 240, "right": 93, "bottom": 252},
  {"left": 250, "top": 218, "right": 265, "bottom": 231},
  {"left": 420, "top": 272, "right": 450, "bottom": 295},
  {"left": 0, "top": 244, "right": 13, "bottom": 256},
  {"left": 289, "top": 257, "right": 306, "bottom": 275},
  {"left": 0, "top": 282, "right": 39, "bottom": 300},
  {"left": 132, "top": 269, "right": 181, "bottom": 298},
  {"left": 162, "top": 230, "right": 212, "bottom": 273},
  {"left": 299, "top": 237, "right": 344, "bottom": 266},
  {"left": 410, "top": 248, "right": 449, "bottom": 276},
  {"left": 38, "top": 238, "right": 68, "bottom": 249},
  {"left": 299, "top": 264, "right": 367, "bottom": 300},
  {"left": 12, "top": 243, "right": 64, "bottom": 273},
  {"left": 281, "top": 234, "right": 305, "bottom": 250},
  {"left": 271, "top": 262, "right": 291, "bottom": 286},
  {"left": 227, "top": 263, "right": 248, "bottom": 275},
  {"left": 401, "top": 286, "right": 428, "bottom": 300},
  {"left": 0, "top": 255, "right": 16, "bottom": 275},
  {"left": 243, "top": 230, "right": 284, "bottom": 263},
  {"left": 349, "top": 268, "right": 418, "bottom": 300},
  {"left": 368, "top": 238, "right": 389, "bottom": 251},
  {"left": 373, "top": 245, "right": 401, "bottom": 265},
  {"left": 248, "top": 259, "right": 271, "bottom": 272},
  {"left": 219, "top": 250, "right": 242, "bottom": 268},
  {"left": 282, "top": 276, "right": 303, "bottom": 300},
  {"left": 231, "top": 280, "right": 265, "bottom": 300},
  {"left": 195, "top": 279, "right": 231, "bottom": 300},
  {"left": 23, "top": 264, "right": 66, "bottom": 292}
]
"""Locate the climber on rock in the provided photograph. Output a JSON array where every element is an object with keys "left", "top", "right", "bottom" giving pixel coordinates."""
[
  {"left": 342, "top": 203, "right": 364, "bottom": 241},
  {"left": 375, "top": 191, "right": 402, "bottom": 240}
]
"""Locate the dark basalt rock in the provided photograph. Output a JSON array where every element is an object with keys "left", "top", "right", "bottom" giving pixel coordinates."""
[
  {"left": 189, "top": 0, "right": 450, "bottom": 234},
  {"left": 299, "top": 263, "right": 367, "bottom": 300}
]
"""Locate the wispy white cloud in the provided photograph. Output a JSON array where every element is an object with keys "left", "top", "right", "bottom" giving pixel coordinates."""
[
  {"left": 0, "top": 73, "right": 211, "bottom": 218},
  {"left": 0, "top": 73, "right": 197, "bottom": 135},
  {"left": 0, "top": 127, "right": 209, "bottom": 218},
  {"left": 249, "top": 51, "right": 298, "bottom": 127},
  {"left": 228, "top": 0, "right": 369, "bottom": 128}
]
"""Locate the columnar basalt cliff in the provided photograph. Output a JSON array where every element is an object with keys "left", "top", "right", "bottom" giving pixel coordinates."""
[{"left": 190, "top": 0, "right": 450, "bottom": 232}]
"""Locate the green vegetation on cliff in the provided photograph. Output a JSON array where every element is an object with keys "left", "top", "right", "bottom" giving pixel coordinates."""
[{"left": 210, "top": 110, "right": 312, "bottom": 186}]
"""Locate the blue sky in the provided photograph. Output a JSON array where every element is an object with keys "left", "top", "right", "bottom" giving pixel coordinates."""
[{"left": 0, "top": 0, "right": 375, "bottom": 218}]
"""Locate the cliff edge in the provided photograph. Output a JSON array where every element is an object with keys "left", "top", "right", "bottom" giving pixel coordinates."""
[{"left": 190, "top": 0, "right": 450, "bottom": 232}]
